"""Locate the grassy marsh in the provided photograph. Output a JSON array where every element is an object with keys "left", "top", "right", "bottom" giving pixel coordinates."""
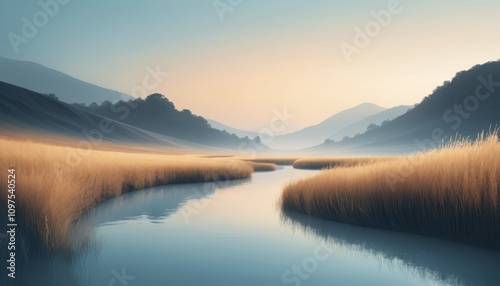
[
  {"left": 281, "top": 134, "right": 500, "bottom": 249},
  {"left": 292, "top": 157, "right": 395, "bottom": 170},
  {"left": 0, "top": 138, "right": 253, "bottom": 252}
]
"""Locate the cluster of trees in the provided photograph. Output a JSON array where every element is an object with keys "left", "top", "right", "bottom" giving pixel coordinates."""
[
  {"left": 73, "top": 93, "right": 261, "bottom": 148},
  {"left": 365, "top": 119, "right": 391, "bottom": 132}
]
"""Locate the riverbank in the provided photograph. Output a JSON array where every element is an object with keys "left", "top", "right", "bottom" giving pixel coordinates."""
[
  {"left": 0, "top": 137, "right": 254, "bottom": 253},
  {"left": 281, "top": 134, "right": 500, "bottom": 249}
]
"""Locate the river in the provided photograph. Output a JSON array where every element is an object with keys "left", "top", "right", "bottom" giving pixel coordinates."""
[{"left": 29, "top": 166, "right": 500, "bottom": 285}]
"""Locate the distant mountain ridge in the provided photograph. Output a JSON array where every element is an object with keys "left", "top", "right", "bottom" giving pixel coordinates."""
[
  {"left": 269, "top": 103, "right": 386, "bottom": 150},
  {"left": 318, "top": 61, "right": 500, "bottom": 153},
  {"left": 0, "top": 56, "right": 132, "bottom": 105},
  {"left": 328, "top": 105, "right": 413, "bottom": 141}
]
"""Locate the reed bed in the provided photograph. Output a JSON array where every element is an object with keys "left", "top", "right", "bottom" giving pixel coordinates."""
[
  {"left": 281, "top": 134, "right": 500, "bottom": 249},
  {"left": 0, "top": 138, "right": 253, "bottom": 252},
  {"left": 293, "top": 156, "right": 395, "bottom": 170}
]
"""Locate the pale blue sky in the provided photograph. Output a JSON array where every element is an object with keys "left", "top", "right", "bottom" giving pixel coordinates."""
[{"left": 1, "top": 0, "right": 499, "bottom": 129}]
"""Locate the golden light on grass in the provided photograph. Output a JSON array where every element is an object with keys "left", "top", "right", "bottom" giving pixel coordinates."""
[
  {"left": 281, "top": 134, "right": 500, "bottom": 249},
  {"left": 0, "top": 138, "right": 253, "bottom": 252}
]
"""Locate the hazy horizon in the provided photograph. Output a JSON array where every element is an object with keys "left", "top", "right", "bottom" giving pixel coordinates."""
[{"left": 1, "top": 0, "right": 499, "bottom": 130}]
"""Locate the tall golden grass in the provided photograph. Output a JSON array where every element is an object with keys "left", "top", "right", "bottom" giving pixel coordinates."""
[
  {"left": 292, "top": 156, "right": 395, "bottom": 170},
  {"left": 281, "top": 134, "right": 500, "bottom": 249},
  {"left": 0, "top": 138, "right": 253, "bottom": 252}
]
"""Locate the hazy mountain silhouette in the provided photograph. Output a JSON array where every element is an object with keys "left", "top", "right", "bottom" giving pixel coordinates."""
[
  {"left": 0, "top": 56, "right": 132, "bottom": 105},
  {"left": 318, "top": 61, "right": 500, "bottom": 153},
  {"left": 77, "top": 94, "right": 261, "bottom": 149},
  {"left": 269, "top": 103, "right": 386, "bottom": 150},
  {"left": 0, "top": 81, "right": 214, "bottom": 149},
  {"left": 207, "top": 118, "right": 259, "bottom": 139},
  {"left": 327, "top": 105, "right": 412, "bottom": 141}
]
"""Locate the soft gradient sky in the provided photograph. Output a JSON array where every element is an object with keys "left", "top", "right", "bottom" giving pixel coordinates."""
[{"left": 1, "top": 0, "right": 499, "bottom": 130}]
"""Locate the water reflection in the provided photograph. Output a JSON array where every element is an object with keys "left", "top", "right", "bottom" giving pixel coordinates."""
[
  {"left": 280, "top": 210, "right": 500, "bottom": 286},
  {"left": 87, "top": 178, "right": 250, "bottom": 225},
  {"left": 5, "top": 179, "right": 249, "bottom": 286},
  {"left": 10, "top": 167, "right": 500, "bottom": 286}
]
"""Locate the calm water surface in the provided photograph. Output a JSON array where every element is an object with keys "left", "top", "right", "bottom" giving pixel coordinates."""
[{"left": 65, "top": 167, "right": 500, "bottom": 286}]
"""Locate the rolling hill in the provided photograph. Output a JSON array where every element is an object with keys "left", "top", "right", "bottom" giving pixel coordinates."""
[
  {"left": 0, "top": 56, "right": 132, "bottom": 105},
  {"left": 75, "top": 93, "right": 260, "bottom": 149},
  {"left": 0, "top": 81, "right": 234, "bottom": 150}
]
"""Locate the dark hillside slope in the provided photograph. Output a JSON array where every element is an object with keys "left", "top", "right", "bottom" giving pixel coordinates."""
[
  {"left": 0, "top": 81, "right": 188, "bottom": 148},
  {"left": 81, "top": 94, "right": 258, "bottom": 149},
  {"left": 319, "top": 61, "right": 500, "bottom": 153}
]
